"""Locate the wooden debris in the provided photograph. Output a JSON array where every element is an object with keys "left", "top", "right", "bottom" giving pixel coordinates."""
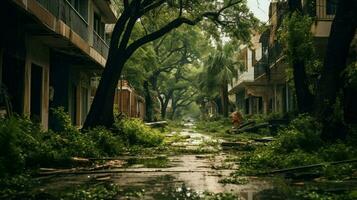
[
  {"left": 257, "top": 159, "right": 357, "bottom": 175},
  {"left": 238, "top": 122, "right": 270, "bottom": 133},
  {"left": 221, "top": 141, "right": 252, "bottom": 150},
  {"left": 145, "top": 121, "right": 168, "bottom": 128},
  {"left": 253, "top": 137, "right": 275, "bottom": 143}
]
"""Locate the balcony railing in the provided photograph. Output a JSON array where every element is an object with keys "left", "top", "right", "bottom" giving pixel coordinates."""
[
  {"left": 36, "top": 0, "right": 89, "bottom": 41},
  {"left": 254, "top": 58, "right": 268, "bottom": 79},
  {"left": 254, "top": 43, "right": 284, "bottom": 79},
  {"left": 93, "top": 31, "right": 109, "bottom": 58}
]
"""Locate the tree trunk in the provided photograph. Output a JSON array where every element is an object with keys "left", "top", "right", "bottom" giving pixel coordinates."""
[
  {"left": 315, "top": 0, "right": 357, "bottom": 141},
  {"left": 221, "top": 83, "right": 229, "bottom": 118},
  {"left": 292, "top": 59, "right": 314, "bottom": 113},
  {"left": 160, "top": 102, "right": 167, "bottom": 119},
  {"left": 83, "top": 54, "right": 124, "bottom": 129},
  {"left": 143, "top": 81, "right": 153, "bottom": 122},
  {"left": 288, "top": 0, "right": 314, "bottom": 114},
  {"left": 344, "top": 87, "right": 357, "bottom": 124}
]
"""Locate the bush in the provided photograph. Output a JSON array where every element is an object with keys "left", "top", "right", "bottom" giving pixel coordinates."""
[
  {"left": 49, "top": 107, "right": 73, "bottom": 132},
  {"left": 276, "top": 115, "right": 323, "bottom": 153},
  {"left": 195, "top": 118, "right": 231, "bottom": 134},
  {"left": 319, "top": 143, "right": 356, "bottom": 162},
  {"left": 238, "top": 114, "right": 356, "bottom": 175},
  {"left": 116, "top": 118, "right": 164, "bottom": 147},
  {"left": 86, "top": 127, "right": 125, "bottom": 156},
  {"left": 0, "top": 117, "right": 25, "bottom": 175}
]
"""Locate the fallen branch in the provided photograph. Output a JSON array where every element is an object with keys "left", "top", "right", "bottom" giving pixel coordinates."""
[
  {"left": 145, "top": 121, "right": 168, "bottom": 128},
  {"left": 37, "top": 169, "right": 232, "bottom": 176},
  {"left": 256, "top": 158, "right": 357, "bottom": 176}
]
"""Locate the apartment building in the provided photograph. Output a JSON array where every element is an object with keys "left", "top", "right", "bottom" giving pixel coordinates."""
[
  {"left": 229, "top": 0, "right": 340, "bottom": 116},
  {"left": 0, "top": 0, "right": 116, "bottom": 129},
  {"left": 229, "top": 33, "right": 265, "bottom": 115}
]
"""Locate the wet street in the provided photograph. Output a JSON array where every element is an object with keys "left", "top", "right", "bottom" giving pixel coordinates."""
[{"left": 37, "top": 122, "right": 275, "bottom": 199}]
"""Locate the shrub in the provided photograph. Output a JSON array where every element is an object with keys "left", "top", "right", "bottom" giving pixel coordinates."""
[
  {"left": 276, "top": 115, "right": 323, "bottom": 153},
  {"left": 319, "top": 143, "right": 356, "bottom": 162},
  {"left": 0, "top": 117, "right": 25, "bottom": 175},
  {"left": 49, "top": 107, "right": 73, "bottom": 132},
  {"left": 86, "top": 127, "right": 125, "bottom": 156},
  {"left": 115, "top": 118, "right": 164, "bottom": 147},
  {"left": 195, "top": 118, "right": 231, "bottom": 134}
]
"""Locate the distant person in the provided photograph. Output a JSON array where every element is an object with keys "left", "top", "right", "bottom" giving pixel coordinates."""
[{"left": 231, "top": 110, "right": 243, "bottom": 129}]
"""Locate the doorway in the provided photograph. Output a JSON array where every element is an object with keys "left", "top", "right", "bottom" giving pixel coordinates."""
[
  {"left": 30, "top": 64, "right": 43, "bottom": 122},
  {"left": 1, "top": 54, "right": 24, "bottom": 114}
]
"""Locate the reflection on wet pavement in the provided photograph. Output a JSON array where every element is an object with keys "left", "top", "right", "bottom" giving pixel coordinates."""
[{"left": 38, "top": 123, "right": 274, "bottom": 199}]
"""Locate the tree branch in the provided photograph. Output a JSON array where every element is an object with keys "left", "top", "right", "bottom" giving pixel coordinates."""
[{"left": 125, "top": 0, "right": 241, "bottom": 61}]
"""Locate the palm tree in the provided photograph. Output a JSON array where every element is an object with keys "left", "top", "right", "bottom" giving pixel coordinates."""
[{"left": 203, "top": 44, "right": 237, "bottom": 117}]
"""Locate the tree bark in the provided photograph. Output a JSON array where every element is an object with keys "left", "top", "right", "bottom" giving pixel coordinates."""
[
  {"left": 288, "top": 0, "right": 314, "bottom": 113},
  {"left": 159, "top": 91, "right": 172, "bottom": 120},
  {"left": 292, "top": 59, "right": 314, "bottom": 113},
  {"left": 221, "top": 82, "right": 229, "bottom": 118},
  {"left": 315, "top": 0, "right": 357, "bottom": 141},
  {"left": 143, "top": 81, "right": 153, "bottom": 122},
  {"left": 82, "top": 1, "right": 245, "bottom": 128}
]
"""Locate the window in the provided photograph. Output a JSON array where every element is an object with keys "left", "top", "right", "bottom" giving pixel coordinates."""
[
  {"left": 326, "top": 0, "right": 337, "bottom": 15},
  {"left": 94, "top": 13, "right": 100, "bottom": 33},
  {"left": 94, "top": 13, "right": 105, "bottom": 38},
  {"left": 69, "top": 0, "right": 88, "bottom": 21}
]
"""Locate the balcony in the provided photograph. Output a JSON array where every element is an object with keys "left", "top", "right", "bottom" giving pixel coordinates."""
[
  {"left": 36, "top": 0, "right": 110, "bottom": 59},
  {"left": 254, "top": 43, "right": 284, "bottom": 79},
  {"left": 93, "top": 31, "right": 109, "bottom": 58},
  {"left": 36, "top": 0, "right": 89, "bottom": 41},
  {"left": 254, "top": 58, "right": 268, "bottom": 79}
]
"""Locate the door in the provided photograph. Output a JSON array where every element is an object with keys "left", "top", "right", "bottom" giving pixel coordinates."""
[{"left": 30, "top": 64, "right": 43, "bottom": 122}]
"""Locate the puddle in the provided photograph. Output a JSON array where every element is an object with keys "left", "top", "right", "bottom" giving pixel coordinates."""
[{"left": 36, "top": 124, "right": 275, "bottom": 199}]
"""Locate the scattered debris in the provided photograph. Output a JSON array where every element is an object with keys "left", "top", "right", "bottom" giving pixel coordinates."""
[
  {"left": 257, "top": 159, "right": 357, "bottom": 175},
  {"left": 253, "top": 137, "right": 275, "bottom": 143},
  {"left": 145, "top": 121, "right": 168, "bottom": 128}
]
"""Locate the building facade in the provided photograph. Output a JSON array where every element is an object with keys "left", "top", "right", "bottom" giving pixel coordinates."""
[
  {"left": 229, "top": 0, "right": 340, "bottom": 116},
  {"left": 0, "top": 0, "right": 117, "bottom": 129},
  {"left": 115, "top": 80, "right": 146, "bottom": 120}
]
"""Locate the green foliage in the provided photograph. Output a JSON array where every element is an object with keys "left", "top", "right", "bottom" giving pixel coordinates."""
[
  {"left": 344, "top": 62, "right": 357, "bottom": 87},
  {"left": 195, "top": 118, "right": 231, "bottom": 134},
  {"left": 0, "top": 109, "right": 165, "bottom": 176},
  {"left": 279, "top": 12, "right": 322, "bottom": 94},
  {"left": 0, "top": 117, "right": 26, "bottom": 175},
  {"left": 276, "top": 115, "right": 323, "bottom": 153},
  {"left": 86, "top": 127, "right": 125, "bottom": 156},
  {"left": 116, "top": 118, "right": 164, "bottom": 147},
  {"left": 49, "top": 107, "right": 74, "bottom": 132},
  {"left": 238, "top": 115, "right": 356, "bottom": 172},
  {"left": 62, "top": 183, "right": 119, "bottom": 200},
  {"left": 0, "top": 174, "right": 39, "bottom": 200}
]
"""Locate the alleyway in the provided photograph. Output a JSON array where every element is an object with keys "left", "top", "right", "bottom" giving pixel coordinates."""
[{"left": 36, "top": 122, "right": 276, "bottom": 199}]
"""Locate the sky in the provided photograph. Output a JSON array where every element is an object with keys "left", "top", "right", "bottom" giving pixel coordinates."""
[{"left": 247, "top": 0, "right": 270, "bottom": 23}]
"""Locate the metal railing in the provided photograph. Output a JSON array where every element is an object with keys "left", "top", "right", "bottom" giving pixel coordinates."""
[
  {"left": 93, "top": 31, "right": 109, "bottom": 58},
  {"left": 254, "top": 58, "right": 268, "bottom": 79},
  {"left": 254, "top": 42, "right": 284, "bottom": 79},
  {"left": 36, "top": 0, "right": 89, "bottom": 41}
]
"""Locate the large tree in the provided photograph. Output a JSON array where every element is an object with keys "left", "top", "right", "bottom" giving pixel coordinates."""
[
  {"left": 285, "top": 0, "right": 315, "bottom": 113},
  {"left": 286, "top": 0, "right": 357, "bottom": 140},
  {"left": 83, "top": 0, "right": 255, "bottom": 128},
  {"left": 202, "top": 44, "right": 238, "bottom": 117},
  {"left": 315, "top": 0, "right": 357, "bottom": 140}
]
